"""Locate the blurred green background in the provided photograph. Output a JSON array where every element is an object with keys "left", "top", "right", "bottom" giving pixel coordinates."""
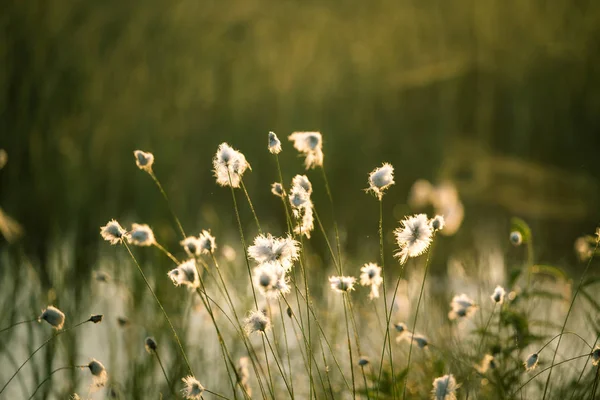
[{"left": 2, "top": 0, "right": 600, "bottom": 285}]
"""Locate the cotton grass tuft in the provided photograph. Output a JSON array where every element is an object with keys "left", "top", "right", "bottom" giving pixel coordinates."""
[
  {"left": 133, "top": 150, "right": 154, "bottom": 172},
  {"left": 87, "top": 359, "right": 108, "bottom": 388},
  {"left": 288, "top": 131, "right": 324, "bottom": 169},
  {"left": 359, "top": 263, "right": 383, "bottom": 299},
  {"left": 491, "top": 286, "right": 506, "bottom": 304},
  {"left": 213, "top": 143, "right": 251, "bottom": 188},
  {"left": 524, "top": 353, "right": 539, "bottom": 371},
  {"left": 268, "top": 131, "right": 282, "bottom": 154},
  {"left": 394, "top": 214, "right": 434, "bottom": 264},
  {"left": 592, "top": 346, "right": 600, "bottom": 366},
  {"left": 126, "top": 223, "right": 155, "bottom": 246},
  {"left": 168, "top": 259, "right": 200, "bottom": 289},
  {"left": 431, "top": 374, "right": 458, "bottom": 400},
  {"left": 39, "top": 306, "right": 65, "bottom": 330},
  {"left": 181, "top": 375, "right": 205, "bottom": 399},
  {"left": 100, "top": 220, "right": 126, "bottom": 245},
  {"left": 448, "top": 294, "right": 477, "bottom": 320},
  {"left": 329, "top": 276, "right": 356, "bottom": 293},
  {"left": 245, "top": 310, "right": 271, "bottom": 334},
  {"left": 366, "top": 163, "right": 395, "bottom": 199}
]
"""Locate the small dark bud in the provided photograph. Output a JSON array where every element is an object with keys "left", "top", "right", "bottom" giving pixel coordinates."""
[{"left": 90, "top": 315, "right": 103, "bottom": 324}]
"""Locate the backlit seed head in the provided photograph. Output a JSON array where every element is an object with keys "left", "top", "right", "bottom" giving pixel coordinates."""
[
  {"left": 366, "top": 163, "right": 395, "bottom": 200},
  {"left": 245, "top": 310, "right": 271, "bottom": 334},
  {"left": 591, "top": 346, "right": 600, "bottom": 366},
  {"left": 39, "top": 306, "right": 65, "bottom": 330},
  {"left": 87, "top": 359, "right": 108, "bottom": 388},
  {"left": 329, "top": 276, "right": 356, "bottom": 293},
  {"left": 127, "top": 223, "right": 155, "bottom": 246},
  {"left": 510, "top": 231, "right": 522, "bottom": 246},
  {"left": 491, "top": 286, "right": 506, "bottom": 304},
  {"left": 181, "top": 376, "right": 204, "bottom": 399},
  {"left": 524, "top": 353, "right": 539, "bottom": 371},
  {"left": 268, "top": 132, "right": 282, "bottom": 154},
  {"left": 100, "top": 220, "right": 126, "bottom": 245},
  {"left": 271, "top": 182, "right": 285, "bottom": 197},
  {"left": 133, "top": 150, "right": 154, "bottom": 172}
]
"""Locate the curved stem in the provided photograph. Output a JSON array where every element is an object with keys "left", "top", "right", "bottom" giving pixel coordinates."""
[
  {"left": 28, "top": 365, "right": 85, "bottom": 399},
  {"left": 570, "top": 333, "right": 600, "bottom": 400},
  {"left": 0, "top": 320, "right": 90, "bottom": 394},
  {"left": 514, "top": 354, "right": 590, "bottom": 396},
  {"left": 153, "top": 351, "right": 175, "bottom": 398},
  {"left": 0, "top": 318, "right": 37, "bottom": 334},
  {"left": 543, "top": 240, "right": 598, "bottom": 399},
  {"left": 123, "top": 242, "right": 193, "bottom": 376},
  {"left": 537, "top": 331, "right": 593, "bottom": 354},
  {"left": 240, "top": 178, "right": 262, "bottom": 234},
  {"left": 149, "top": 171, "right": 186, "bottom": 239},
  {"left": 264, "top": 334, "right": 294, "bottom": 398}
]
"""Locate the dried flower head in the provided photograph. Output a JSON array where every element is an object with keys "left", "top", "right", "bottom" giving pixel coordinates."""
[
  {"left": 412, "top": 333, "right": 429, "bottom": 349},
  {"left": 431, "top": 374, "right": 458, "bottom": 400},
  {"left": 329, "top": 276, "right": 356, "bottom": 293},
  {"left": 87, "top": 359, "right": 108, "bottom": 388},
  {"left": 213, "top": 143, "right": 251, "bottom": 188},
  {"left": 127, "top": 223, "right": 155, "bottom": 246},
  {"left": 475, "top": 354, "right": 496, "bottom": 374},
  {"left": 292, "top": 175, "right": 313, "bottom": 195},
  {"left": 268, "top": 132, "right": 282, "bottom": 154},
  {"left": 288, "top": 131, "right": 324, "bottom": 169},
  {"left": 168, "top": 260, "right": 200, "bottom": 289},
  {"left": 89, "top": 315, "right": 103, "bottom": 324},
  {"left": 510, "top": 231, "right": 523, "bottom": 246},
  {"left": 367, "top": 163, "right": 395, "bottom": 200},
  {"left": 100, "top": 220, "right": 126, "bottom": 245},
  {"left": 39, "top": 306, "right": 65, "bottom": 330},
  {"left": 181, "top": 376, "right": 205, "bottom": 399},
  {"left": 271, "top": 182, "right": 285, "bottom": 197},
  {"left": 358, "top": 357, "right": 370, "bottom": 367},
  {"left": 181, "top": 236, "right": 201, "bottom": 257},
  {"left": 252, "top": 261, "right": 290, "bottom": 298},
  {"left": 448, "top": 294, "right": 477, "bottom": 320},
  {"left": 394, "top": 322, "right": 408, "bottom": 333},
  {"left": 198, "top": 230, "right": 216, "bottom": 254},
  {"left": 245, "top": 310, "right": 271, "bottom": 334},
  {"left": 592, "top": 346, "right": 600, "bottom": 366},
  {"left": 430, "top": 215, "right": 445, "bottom": 231},
  {"left": 491, "top": 286, "right": 506, "bottom": 304},
  {"left": 248, "top": 234, "right": 300, "bottom": 271},
  {"left": 524, "top": 353, "right": 539, "bottom": 371},
  {"left": 359, "top": 263, "right": 383, "bottom": 299},
  {"left": 145, "top": 337, "right": 157, "bottom": 353},
  {"left": 394, "top": 214, "right": 434, "bottom": 264},
  {"left": 133, "top": 150, "right": 154, "bottom": 172}
]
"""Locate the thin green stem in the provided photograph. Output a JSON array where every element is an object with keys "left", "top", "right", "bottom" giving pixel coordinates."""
[
  {"left": 402, "top": 247, "right": 434, "bottom": 400},
  {"left": 342, "top": 294, "right": 356, "bottom": 399},
  {"left": 152, "top": 351, "right": 174, "bottom": 397},
  {"left": 570, "top": 333, "right": 600, "bottom": 400},
  {"left": 154, "top": 242, "right": 180, "bottom": 265},
  {"left": 261, "top": 335, "right": 276, "bottom": 398},
  {"left": 0, "top": 319, "right": 91, "bottom": 394},
  {"left": 347, "top": 294, "right": 371, "bottom": 400},
  {"left": 320, "top": 166, "right": 343, "bottom": 274},
  {"left": 313, "top": 208, "right": 341, "bottom": 274},
  {"left": 375, "top": 198, "right": 394, "bottom": 399},
  {"left": 264, "top": 334, "right": 295, "bottom": 398},
  {"left": 537, "top": 331, "right": 593, "bottom": 354},
  {"left": 204, "top": 389, "right": 232, "bottom": 400},
  {"left": 278, "top": 299, "right": 294, "bottom": 398},
  {"left": 149, "top": 171, "right": 186, "bottom": 239},
  {"left": 514, "top": 354, "right": 590, "bottom": 396},
  {"left": 240, "top": 178, "right": 262, "bottom": 234},
  {"left": 543, "top": 240, "right": 598, "bottom": 399},
  {"left": 28, "top": 365, "right": 85, "bottom": 399},
  {"left": 466, "top": 304, "right": 496, "bottom": 400},
  {"left": 122, "top": 242, "right": 193, "bottom": 376},
  {"left": 0, "top": 318, "right": 37, "bottom": 334}
]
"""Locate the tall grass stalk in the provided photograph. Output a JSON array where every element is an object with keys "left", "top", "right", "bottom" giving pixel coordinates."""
[
  {"left": 153, "top": 241, "right": 180, "bottom": 264},
  {"left": 122, "top": 242, "right": 194, "bottom": 376},
  {"left": 346, "top": 294, "right": 371, "bottom": 400},
  {"left": 151, "top": 350, "right": 175, "bottom": 398},
  {"left": 402, "top": 243, "right": 435, "bottom": 400},
  {"left": 570, "top": 333, "right": 600, "bottom": 400},
  {"left": 542, "top": 239, "right": 599, "bottom": 399},
  {"left": 465, "top": 304, "right": 497, "bottom": 400},
  {"left": 319, "top": 166, "right": 343, "bottom": 274},
  {"left": 0, "top": 318, "right": 38, "bottom": 334},
  {"left": 148, "top": 171, "right": 186, "bottom": 239},
  {"left": 264, "top": 333, "right": 295, "bottom": 397},
  {"left": 342, "top": 293, "right": 356, "bottom": 399},
  {"left": 277, "top": 299, "right": 295, "bottom": 398},
  {"left": 0, "top": 317, "right": 93, "bottom": 394},
  {"left": 375, "top": 198, "right": 395, "bottom": 399},
  {"left": 240, "top": 178, "right": 262, "bottom": 234}
]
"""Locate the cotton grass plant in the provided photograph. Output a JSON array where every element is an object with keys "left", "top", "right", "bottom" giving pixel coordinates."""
[{"left": 3, "top": 131, "right": 600, "bottom": 399}]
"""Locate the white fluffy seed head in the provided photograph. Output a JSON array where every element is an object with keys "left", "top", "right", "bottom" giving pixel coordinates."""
[
  {"left": 367, "top": 163, "right": 395, "bottom": 200},
  {"left": 329, "top": 276, "right": 356, "bottom": 293},
  {"left": 524, "top": 353, "right": 539, "bottom": 371},
  {"left": 252, "top": 261, "right": 290, "bottom": 299},
  {"left": 412, "top": 333, "right": 429, "bottom": 349},
  {"left": 491, "top": 286, "right": 506, "bottom": 304},
  {"left": 431, "top": 374, "right": 458, "bottom": 400},
  {"left": 133, "top": 150, "right": 154, "bottom": 172},
  {"left": 248, "top": 234, "right": 300, "bottom": 271},
  {"left": 39, "top": 306, "right": 65, "bottom": 330},
  {"left": 100, "top": 220, "right": 126, "bottom": 245},
  {"left": 475, "top": 354, "right": 496, "bottom": 374},
  {"left": 288, "top": 131, "right": 324, "bottom": 169},
  {"left": 271, "top": 182, "right": 285, "bottom": 198},
  {"left": 181, "top": 376, "right": 204, "bottom": 399},
  {"left": 394, "top": 214, "right": 434, "bottom": 264},
  {"left": 198, "top": 230, "right": 216, "bottom": 254},
  {"left": 213, "top": 143, "right": 251, "bottom": 188},
  {"left": 448, "top": 294, "right": 477, "bottom": 320},
  {"left": 359, "top": 263, "right": 383, "bottom": 300},
  {"left": 180, "top": 236, "right": 201, "bottom": 257},
  {"left": 268, "top": 132, "right": 282, "bottom": 154},
  {"left": 127, "top": 223, "right": 155, "bottom": 246},
  {"left": 245, "top": 310, "right": 271, "bottom": 334},
  {"left": 168, "top": 260, "right": 200, "bottom": 289},
  {"left": 292, "top": 175, "right": 313, "bottom": 195},
  {"left": 87, "top": 359, "right": 108, "bottom": 388}
]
